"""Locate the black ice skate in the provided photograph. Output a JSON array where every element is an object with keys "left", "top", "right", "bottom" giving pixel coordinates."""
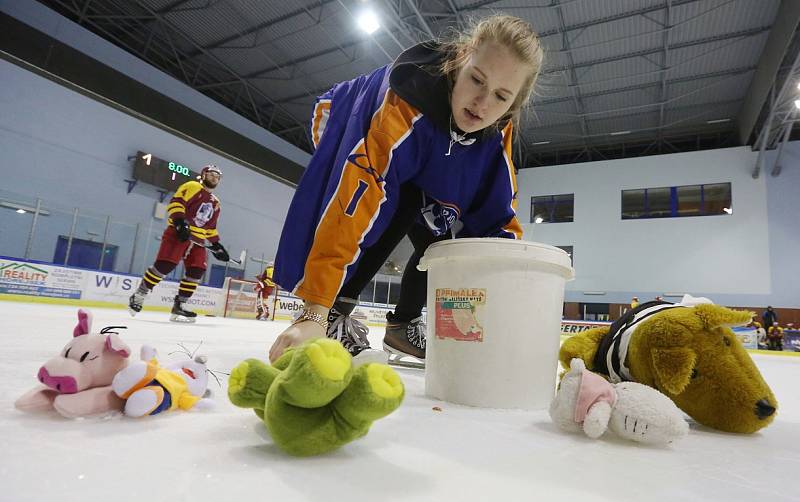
[
  {"left": 383, "top": 312, "right": 426, "bottom": 369},
  {"left": 327, "top": 300, "right": 387, "bottom": 366},
  {"left": 128, "top": 290, "right": 147, "bottom": 317},
  {"left": 170, "top": 295, "right": 197, "bottom": 323}
]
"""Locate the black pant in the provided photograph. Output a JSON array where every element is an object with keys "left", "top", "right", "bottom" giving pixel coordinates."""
[{"left": 338, "top": 183, "right": 450, "bottom": 320}]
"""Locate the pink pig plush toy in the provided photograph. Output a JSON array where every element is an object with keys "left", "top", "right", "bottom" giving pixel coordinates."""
[{"left": 14, "top": 309, "right": 132, "bottom": 418}]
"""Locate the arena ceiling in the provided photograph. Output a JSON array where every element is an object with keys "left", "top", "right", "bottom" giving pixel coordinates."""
[{"left": 37, "top": 0, "right": 800, "bottom": 168}]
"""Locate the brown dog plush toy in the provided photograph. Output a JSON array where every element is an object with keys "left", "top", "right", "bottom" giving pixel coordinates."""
[{"left": 560, "top": 295, "right": 777, "bottom": 433}]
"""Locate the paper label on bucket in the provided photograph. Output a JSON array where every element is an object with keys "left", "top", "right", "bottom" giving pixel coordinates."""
[{"left": 435, "top": 288, "right": 486, "bottom": 342}]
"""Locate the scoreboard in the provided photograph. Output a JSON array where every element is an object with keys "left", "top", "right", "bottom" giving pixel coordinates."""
[{"left": 131, "top": 151, "right": 200, "bottom": 192}]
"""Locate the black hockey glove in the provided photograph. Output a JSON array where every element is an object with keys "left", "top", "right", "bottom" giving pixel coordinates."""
[
  {"left": 209, "top": 242, "right": 230, "bottom": 262},
  {"left": 174, "top": 219, "right": 191, "bottom": 242}
]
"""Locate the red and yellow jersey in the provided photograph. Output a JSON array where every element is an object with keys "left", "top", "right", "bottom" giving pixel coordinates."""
[
  {"left": 167, "top": 181, "right": 221, "bottom": 243},
  {"left": 257, "top": 266, "right": 275, "bottom": 288},
  {"left": 767, "top": 326, "right": 784, "bottom": 337}
]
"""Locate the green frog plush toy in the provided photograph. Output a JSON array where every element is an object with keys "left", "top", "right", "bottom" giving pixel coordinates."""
[{"left": 228, "top": 338, "right": 404, "bottom": 456}]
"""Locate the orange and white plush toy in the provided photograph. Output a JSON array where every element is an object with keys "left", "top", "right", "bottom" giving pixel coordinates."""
[{"left": 111, "top": 345, "right": 212, "bottom": 417}]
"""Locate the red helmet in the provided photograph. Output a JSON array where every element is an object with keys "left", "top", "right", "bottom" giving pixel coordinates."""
[{"left": 201, "top": 164, "right": 222, "bottom": 177}]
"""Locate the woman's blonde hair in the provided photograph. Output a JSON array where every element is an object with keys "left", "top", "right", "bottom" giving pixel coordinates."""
[{"left": 439, "top": 14, "right": 544, "bottom": 131}]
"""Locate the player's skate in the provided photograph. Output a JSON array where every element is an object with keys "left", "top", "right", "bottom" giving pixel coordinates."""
[
  {"left": 327, "top": 299, "right": 388, "bottom": 366},
  {"left": 128, "top": 290, "right": 147, "bottom": 317},
  {"left": 256, "top": 299, "right": 270, "bottom": 321},
  {"left": 170, "top": 295, "right": 197, "bottom": 323},
  {"left": 383, "top": 313, "right": 426, "bottom": 369}
]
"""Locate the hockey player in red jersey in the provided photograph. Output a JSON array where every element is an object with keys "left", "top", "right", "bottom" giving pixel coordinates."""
[
  {"left": 128, "top": 164, "right": 231, "bottom": 322},
  {"left": 255, "top": 263, "right": 275, "bottom": 321}
]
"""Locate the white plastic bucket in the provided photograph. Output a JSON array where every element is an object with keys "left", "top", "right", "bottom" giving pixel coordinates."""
[{"left": 418, "top": 238, "right": 574, "bottom": 410}]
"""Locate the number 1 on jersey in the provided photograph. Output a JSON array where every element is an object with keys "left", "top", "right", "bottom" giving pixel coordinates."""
[{"left": 344, "top": 180, "right": 369, "bottom": 217}]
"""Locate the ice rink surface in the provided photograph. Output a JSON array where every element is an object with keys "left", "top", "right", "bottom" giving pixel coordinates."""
[{"left": 1, "top": 302, "right": 798, "bottom": 502}]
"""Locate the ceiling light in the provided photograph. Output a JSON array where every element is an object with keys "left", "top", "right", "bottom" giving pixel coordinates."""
[
  {"left": 795, "top": 99, "right": 800, "bottom": 110},
  {"left": 609, "top": 130, "right": 631, "bottom": 136},
  {"left": 706, "top": 118, "right": 731, "bottom": 124},
  {"left": 357, "top": 9, "right": 380, "bottom": 34},
  {"left": 0, "top": 200, "right": 50, "bottom": 215},
  {"left": 532, "top": 141, "right": 551, "bottom": 145}
]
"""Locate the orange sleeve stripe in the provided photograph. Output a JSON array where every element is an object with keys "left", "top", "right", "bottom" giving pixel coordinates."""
[
  {"left": 311, "top": 100, "right": 331, "bottom": 149},
  {"left": 500, "top": 123, "right": 523, "bottom": 239},
  {"left": 297, "top": 91, "right": 421, "bottom": 307}
]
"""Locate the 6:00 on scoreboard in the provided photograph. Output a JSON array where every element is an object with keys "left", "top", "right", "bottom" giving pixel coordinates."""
[{"left": 132, "top": 151, "right": 200, "bottom": 192}]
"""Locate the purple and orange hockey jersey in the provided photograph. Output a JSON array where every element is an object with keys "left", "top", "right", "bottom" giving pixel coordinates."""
[{"left": 274, "top": 43, "right": 523, "bottom": 308}]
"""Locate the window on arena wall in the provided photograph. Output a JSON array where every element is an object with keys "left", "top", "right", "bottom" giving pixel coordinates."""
[
  {"left": 621, "top": 182, "right": 731, "bottom": 219},
  {"left": 531, "top": 194, "right": 574, "bottom": 223}
]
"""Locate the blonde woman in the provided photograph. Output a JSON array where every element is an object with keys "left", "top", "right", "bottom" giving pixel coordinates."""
[{"left": 270, "top": 14, "right": 544, "bottom": 364}]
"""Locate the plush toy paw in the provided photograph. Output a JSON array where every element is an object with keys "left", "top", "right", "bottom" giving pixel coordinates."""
[
  {"left": 112, "top": 360, "right": 158, "bottom": 399},
  {"left": 124, "top": 386, "right": 166, "bottom": 417},
  {"left": 278, "top": 338, "right": 353, "bottom": 408},
  {"left": 229, "top": 338, "right": 405, "bottom": 456},
  {"left": 15, "top": 387, "right": 58, "bottom": 413},
  {"left": 228, "top": 359, "right": 276, "bottom": 410},
  {"left": 333, "top": 363, "right": 404, "bottom": 425}
]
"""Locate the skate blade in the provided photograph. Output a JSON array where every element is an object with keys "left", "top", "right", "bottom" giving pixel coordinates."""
[
  {"left": 383, "top": 343, "right": 425, "bottom": 370},
  {"left": 169, "top": 314, "right": 196, "bottom": 323},
  {"left": 128, "top": 308, "right": 139, "bottom": 317},
  {"left": 387, "top": 356, "right": 425, "bottom": 370}
]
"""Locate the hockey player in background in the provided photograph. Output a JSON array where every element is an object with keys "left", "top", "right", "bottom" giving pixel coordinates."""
[
  {"left": 128, "top": 164, "right": 231, "bottom": 322},
  {"left": 255, "top": 263, "right": 275, "bottom": 321}
]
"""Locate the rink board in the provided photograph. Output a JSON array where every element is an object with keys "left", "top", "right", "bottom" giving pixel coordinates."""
[{"left": 0, "top": 256, "right": 221, "bottom": 315}]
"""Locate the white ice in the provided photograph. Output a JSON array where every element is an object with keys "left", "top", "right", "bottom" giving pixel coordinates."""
[{"left": 1, "top": 302, "right": 798, "bottom": 502}]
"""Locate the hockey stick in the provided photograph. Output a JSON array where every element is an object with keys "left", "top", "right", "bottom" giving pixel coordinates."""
[
  {"left": 203, "top": 245, "right": 246, "bottom": 265},
  {"left": 271, "top": 285, "right": 279, "bottom": 321}
]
